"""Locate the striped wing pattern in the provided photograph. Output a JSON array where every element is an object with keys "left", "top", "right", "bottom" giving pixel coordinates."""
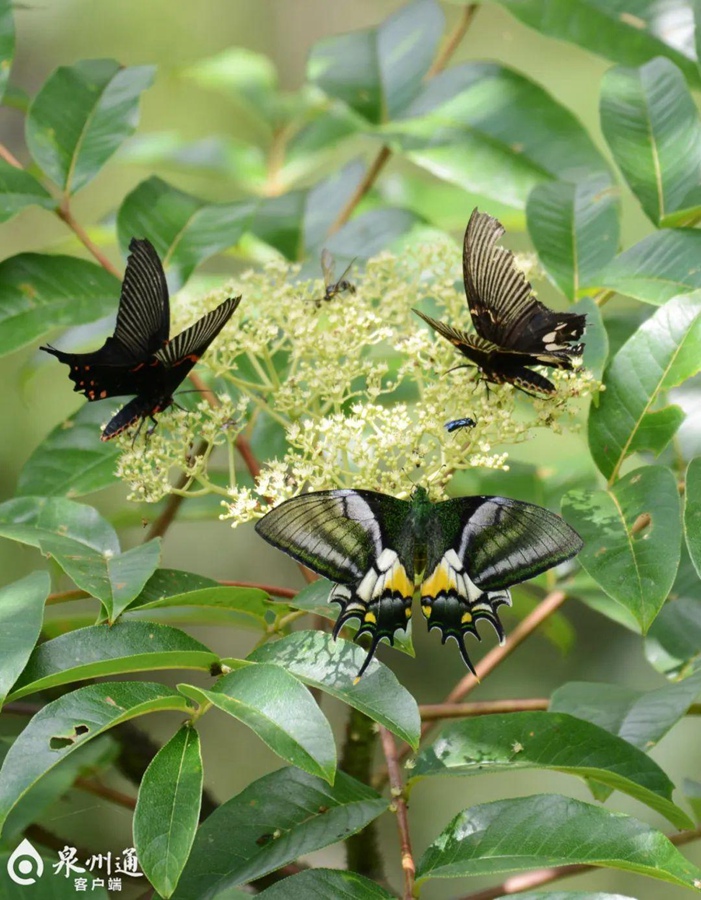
[
  {"left": 113, "top": 238, "right": 170, "bottom": 360},
  {"left": 156, "top": 296, "right": 241, "bottom": 368},
  {"left": 420, "top": 495, "right": 581, "bottom": 673},
  {"left": 463, "top": 208, "right": 587, "bottom": 357},
  {"left": 255, "top": 489, "right": 416, "bottom": 677}
]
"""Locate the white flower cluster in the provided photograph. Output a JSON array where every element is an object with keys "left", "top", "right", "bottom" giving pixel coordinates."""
[{"left": 113, "top": 240, "right": 599, "bottom": 520}]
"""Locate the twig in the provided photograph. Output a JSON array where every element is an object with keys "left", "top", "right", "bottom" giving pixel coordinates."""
[
  {"left": 379, "top": 725, "right": 415, "bottom": 900},
  {"left": 376, "top": 591, "right": 568, "bottom": 780},
  {"left": 0, "top": 142, "right": 22, "bottom": 168},
  {"left": 419, "top": 698, "right": 548, "bottom": 721},
  {"left": 325, "top": 4, "right": 480, "bottom": 237},
  {"left": 426, "top": 4, "right": 479, "bottom": 78},
  {"left": 326, "top": 145, "right": 393, "bottom": 236},
  {"left": 457, "top": 824, "right": 701, "bottom": 900},
  {"left": 47, "top": 589, "right": 89, "bottom": 605},
  {"left": 75, "top": 777, "right": 136, "bottom": 810},
  {"left": 3, "top": 701, "right": 44, "bottom": 716},
  {"left": 56, "top": 199, "right": 121, "bottom": 277}
]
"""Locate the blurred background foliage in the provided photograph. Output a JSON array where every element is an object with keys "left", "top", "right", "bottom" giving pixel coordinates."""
[{"left": 1, "top": 2, "right": 701, "bottom": 897}]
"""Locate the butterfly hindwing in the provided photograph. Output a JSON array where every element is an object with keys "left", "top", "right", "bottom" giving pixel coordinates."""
[
  {"left": 420, "top": 498, "right": 511, "bottom": 673},
  {"left": 255, "top": 489, "right": 416, "bottom": 675},
  {"left": 156, "top": 296, "right": 241, "bottom": 370}
]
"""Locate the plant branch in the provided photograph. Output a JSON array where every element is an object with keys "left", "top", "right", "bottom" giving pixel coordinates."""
[
  {"left": 379, "top": 725, "right": 415, "bottom": 900},
  {"left": 325, "top": 3, "right": 479, "bottom": 237},
  {"left": 341, "top": 708, "right": 386, "bottom": 883},
  {"left": 75, "top": 777, "right": 136, "bottom": 810},
  {"left": 57, "top": 198, "right": 121, "bottom": 277},
  {"left": 426, "top": 4, "right": 478, "bottom": 77},
  {"left": 419, "top": 698, "right": 548, "bottom": 721},
  {"left": 0, "top": 142, "right": 22, "bottom": 168}
]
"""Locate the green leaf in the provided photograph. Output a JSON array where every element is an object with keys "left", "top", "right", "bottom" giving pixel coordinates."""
[
  {"left": 600, "top": 58, "right": 701, "bottom": 227},
  {"left": 117, "top": 176, "right": 254, "bottom": 283},
  {"left": 0, "top": 0, "right": 14, "bottom": 104},
  {"left": 307, "top": 0, "right": 444, "bottom": 124},
  {"left": 134, "top": 725, "right": 202, "bottom": 898},
  {"left": 179, "top": 664, "right": 335, "bottom": 782},
  {"left": 577, "top": 296, "right": 609, "bottom": 381},
  {"left": 0, "top": 572, "right": 49, "bottom": 707},
  {"left": 184, "top": 46, "right": 278, "bottom": 129},
  {"left": 588, "top": 294, "right": 701, "bottom": 479},
  {"left": 26, "top": 59, "right": 154, "bottom": 193},
  {"left": 323, "top": 208, "right": 421, "bottom": 267},
  {"left": 416, "top": 793, "right": 701, "bottom": 887},
  {"left": 0, "top": 496, "right": 119, "bottom": 551},
  {"left": 494, "top": 0, "right": 699, "bottom": 86},
  {"left": 685, "top": 457, "right": 701, "bottom": 577},
  {"left": 0, "top": 253, "right": 119, "bottom": 356},
  {"left": 599, "top": 230, "right": 701, "bottom": 304},
  {"left": 526, "top": 176, "right": 619, "bottom": 300},
  {"left": 131, "top": 584, "right": 283, "bottom": 631},
  {"left": 40, "top": 534, "right": 161, "bottom": 622},
  {"left": 256, "top": 869, "right": 395, "bottom": 899},
  {"left": 0, "top": 682, "right": 192, "bottom": 832},
  {"left": 562, "top": 466, "right": 681, "bottom": 631},
  {"left": 387, "top": 63, "right": 610, "bottom": 209},
  {"left": 490, "top": 894, "right": 641, "bottom": 900},
  {"left": 551, "top": 675, "right": 701, "bottom": 754},
  {"left": 133, "top": 567, "right": 217, "bottom": 602},
  {"left": 413, "top": 710, "right": 690, "bottom": 827},
  {"left": 248, "top": 631, "right": 420, "bottom": 749},
  {"left": 8, "top": 622, "right": 217, "bottom": 701},
  {"left": 172, "top": 768, "right": 386, "bottom": 898},
  {"left": 16, "top": 402, "right": 121, "bottom": 498},
  {"left": 645, "top": 595, "right": 701, "bottom": 677},
  {"left": 0, "top": 159, "right": 55, "bottom": 223}
]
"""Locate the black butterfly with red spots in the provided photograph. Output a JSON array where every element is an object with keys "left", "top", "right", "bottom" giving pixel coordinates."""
[{"left": 42, "top": 238, "right": 240, "bottom": 440}]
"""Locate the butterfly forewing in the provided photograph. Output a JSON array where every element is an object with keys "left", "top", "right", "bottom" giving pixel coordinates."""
[
  {"left": 156, "top": 295, "right": 241, "bottom": 368},
  {"left": 255, "top": 489, "right": 417, "bottom": 676},
  {"left": 111, "top": 238, "right": 170, "bottom": 361}
]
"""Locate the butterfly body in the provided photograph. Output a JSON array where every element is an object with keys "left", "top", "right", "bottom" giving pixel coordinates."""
[
  {"left": 42, "top": 238, "right": 241, "bottom": 440},
  {"left": 414, "top": 208, "right": 586, "bottom": 395},
  {"left": 255, "top": 485, "right": 582, "bottom": 676}
]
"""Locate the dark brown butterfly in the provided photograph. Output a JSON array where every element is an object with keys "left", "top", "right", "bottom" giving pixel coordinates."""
[
  {"left": 42, "top": 238, "right": 241, "bottom": 441},
  {"left": 310, "top": 249, "right": 356, "bottom": 307},
  {"left": 414, "top": 208, "right": 586, "bottom": 396}
]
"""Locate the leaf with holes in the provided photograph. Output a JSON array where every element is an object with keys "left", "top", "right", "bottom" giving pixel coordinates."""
[
  {"left": 589, "top": 293, "right": 701, "bottom": 480},
  {"left": 410, "top": 711, "right": 690, "bottom": 828},
  {"left": 26, "top": 59, "right": 154, "bottom": 193},
  {"left": 134, "top": 726, "right": 202, "bottom": 898},
  {"left": 8, "top": 622, "right": 217, "bottom": 701},
  {"left": 172, "top": 767, "right": 386, "bottom": 898},
  {"left": 562, "top": 466, "right": 681, "bottom": 631},
  {"left": 527, "top": 176, "right": 619, "bottom": 300},
  {"left": 601, "top": 58, "right": 701, "bottom": 227},
  {"left": 0, "top": 683, "right": 192, "bottom": 832},
  {"left": 416, "top": 793, "right": 701, "bottom": 887}
]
